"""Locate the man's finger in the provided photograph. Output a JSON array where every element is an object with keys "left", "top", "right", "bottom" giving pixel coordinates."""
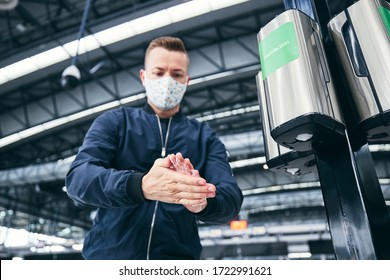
[
  {"left": 176, "top": 152, "right": 184, "bottom": 162},
  {"left": 177, "top": 198, "right": 208, "bottom": 206},
  {"left": 184, "top": 158, "right": 194, "bottom": 171},
  {"left": 178, "top": 190, "right": 210, "bottom": 199},
  {"left": 169, "top": 171, "right": 206, "bottom": 186},
  {"left": 154, "top": 157, "right": 172, "bottom": 168},
  {"left": 173, "top": 182, "right": 215, "bottom": 195}
]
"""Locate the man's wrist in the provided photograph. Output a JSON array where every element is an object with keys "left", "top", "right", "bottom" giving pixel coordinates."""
[{"left": 126, "top": 172, "right": 147, "bottom": 203}]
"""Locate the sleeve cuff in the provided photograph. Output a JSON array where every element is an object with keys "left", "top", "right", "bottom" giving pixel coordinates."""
[
  {"left": 196, "top": 197, "right": 217, "bottom": 217},
  {"left": 126, "top": 172, "right": 147, "bottom": 203}
]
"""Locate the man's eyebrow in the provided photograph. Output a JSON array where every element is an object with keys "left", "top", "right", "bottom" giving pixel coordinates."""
[{"left": 151, "top": 66, "right": 186, "bottom": 72}]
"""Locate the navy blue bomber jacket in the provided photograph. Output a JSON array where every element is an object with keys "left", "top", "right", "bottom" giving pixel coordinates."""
[{"left": 66, "top": 104, "right": 243, "bottom": 260}]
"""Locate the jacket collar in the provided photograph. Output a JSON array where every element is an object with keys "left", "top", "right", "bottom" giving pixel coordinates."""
[{"left": 143, "top": 102, "right": 183, "bottom": 118}]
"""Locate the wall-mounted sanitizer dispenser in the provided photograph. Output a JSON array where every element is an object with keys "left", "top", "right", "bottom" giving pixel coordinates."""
[
  {"left": 328, "top": 0, "right": 390, "bottom": 142},
  {"left": 257, "top": 9, "right": 345, "bottom": 151},
  {"left": 256, "top": 72, "right": 316, "bottom": 176}
]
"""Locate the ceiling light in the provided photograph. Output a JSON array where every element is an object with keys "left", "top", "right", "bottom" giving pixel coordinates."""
[
  {"left": 94, "top": 22, "right": 135, "bottom": 46},
  {"left": 195, "top": 105, "right": 259, "bottom": 122},
  {"left": 72, "top": 243, "right": 83, "bottom": 251},
  {"left": 0, "top": 0, "right": 249, "bottom": 85},
  {"left": 210, "top": 0, "right": 249, "bottom": 10},
  {"left": 379, "top": 178, "right": 390, "bottom": 185},
  {"left": 1, "top": 58, "right": 38, "bottom": 80},
  {"left": 369, "top": 144, "right": 390, "bottom": 152},
  {"left": 0, "top": 73, "right": 8, "bottom": 83},
  {"left": 63, "top": 35, "right": 100, "bottom": 57},
  {"left": 230, "top": 157, "right": 266, "bottom": 169},
  {"left": 167, "top": 0, "right": 211, "bottom": 22},
  {"left": 242, "top": 181, "right": 321, "bottom": 196},
  {"left": 0, "top": 93, "right": 145, "bottom": 149},
  {"left": 287, "top": 252, "right": 312, "bottom": 259},
  {"left": 131, "top": 10, "right": 172, "bottom": 34},
  {"left": 30, "top": 46, "right": 71, "bottom": 69}
]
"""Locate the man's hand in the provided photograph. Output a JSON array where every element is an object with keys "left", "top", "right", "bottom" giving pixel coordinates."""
[
  {"left": 141, "top": 153, "right": 216, "bottom": 211},
  {"left": 169, "top": 153, "right": 216, "bottom": 213}
]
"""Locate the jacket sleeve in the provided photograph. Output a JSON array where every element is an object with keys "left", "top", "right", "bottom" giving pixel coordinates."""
[
  {"left": 65, "top": 109, "right": 144, "bottom": 208},
  {"left": 196, "top": 125, "right": 243, "bottom": 224}
]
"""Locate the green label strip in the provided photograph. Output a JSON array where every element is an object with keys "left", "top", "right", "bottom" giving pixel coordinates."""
[
  {"left": 379, "top": 6, "right": 390, "bottom": 37},
  {"left": 258, "top": 22, "right": 299, "bottom": 80}
]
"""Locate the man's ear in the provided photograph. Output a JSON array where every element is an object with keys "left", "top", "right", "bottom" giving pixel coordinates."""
[
  {"left": 140, "top": 69, "right": 145, "bottom": 85},
  {"left": 186, "top": 76, "right": 191, "bottom": 85}
]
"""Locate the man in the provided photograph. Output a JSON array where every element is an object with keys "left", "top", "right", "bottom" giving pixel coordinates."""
[{"left": 66, "top": 36, "right": 243, "bottom": 260}]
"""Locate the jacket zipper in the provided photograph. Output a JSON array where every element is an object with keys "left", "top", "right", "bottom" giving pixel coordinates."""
[{"left": 146, "top": 115, "right": 172, "bottom": 260}]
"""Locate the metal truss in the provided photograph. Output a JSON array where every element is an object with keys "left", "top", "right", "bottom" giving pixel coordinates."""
[
  {"left": 0, "top": 1, "right": 285, "bottom": 137},
  {"left": 1, "top": 39, "right": 260, "bottom": 136},
  {"left": 0, "top": 122, "right": 90, "bottom": 169},
  {"left": 0, "top": 0, "right": 164, "bottom": 60},
  {"left": 0, "top": 182, "right": 91, "bottom": 229}
]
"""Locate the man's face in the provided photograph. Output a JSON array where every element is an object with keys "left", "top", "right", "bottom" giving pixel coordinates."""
[{"left": 141, "top": 47, "right": 189, "bottom": 85}]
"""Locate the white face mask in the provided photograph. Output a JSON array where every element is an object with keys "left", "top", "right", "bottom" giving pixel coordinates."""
[{"left": 144, "top": 75, "right": 187, "bottom": 110}]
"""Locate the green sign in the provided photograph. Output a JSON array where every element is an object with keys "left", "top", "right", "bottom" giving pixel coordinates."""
[
  {"left": 258, "top": 22, "right": 299, "bottom": 80},
  {"left": 379, "top": 6, "right": 390, "bottom": 37}
]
